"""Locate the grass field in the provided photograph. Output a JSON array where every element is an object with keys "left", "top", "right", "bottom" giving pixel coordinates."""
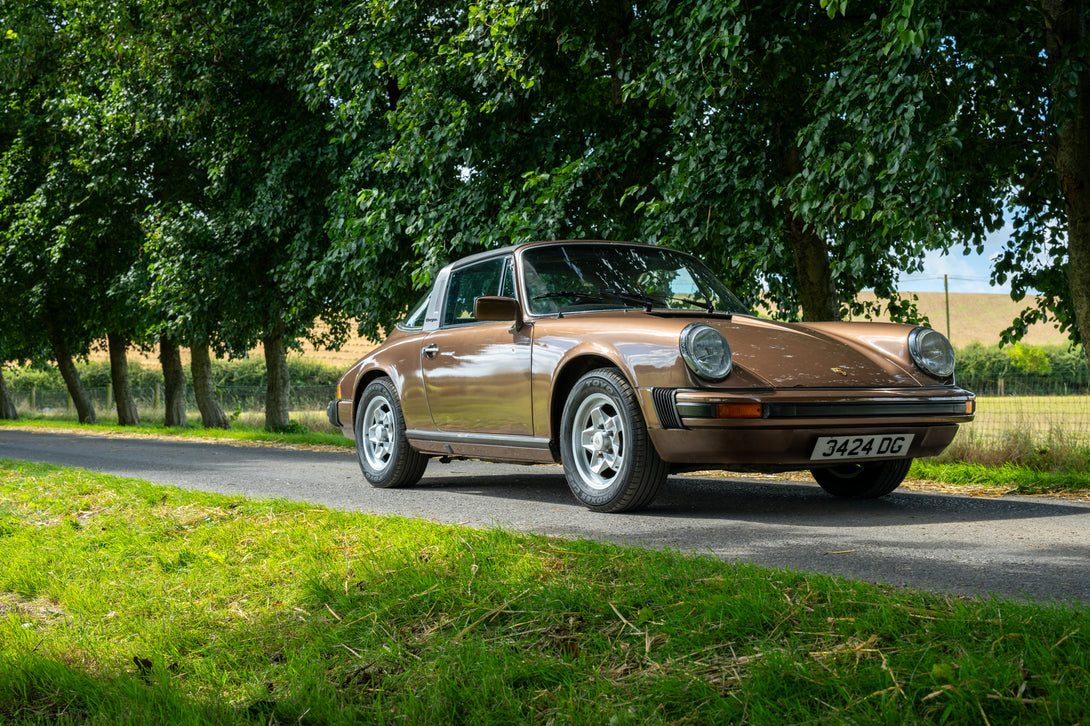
[
  {"left": 964, "top": 395, "right": 1090, "bottom": 441},
  {"left": 3, "top": 460, "right": 1089, "bottom": 725}
]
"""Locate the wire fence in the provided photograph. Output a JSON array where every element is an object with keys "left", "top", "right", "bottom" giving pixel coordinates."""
[
  {"left": 957, "top": 373, "right": 1090, "bottom": 397},
  {"left": 9, "top": 377, "right": 1090, "bottom": 442},
  {"left": 957, "top": 374, "right": 1090, "bottom": 442},
  {"left": 9, "top": 385, "right": 337, "bottom": 418}
]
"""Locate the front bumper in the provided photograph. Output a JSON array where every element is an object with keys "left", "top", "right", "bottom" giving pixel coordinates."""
[
  {"left": 639, "top": 386, "right": 975, "bottom": 467},
  {"left": 327, "top": 399, "right": 355, "bottom": 437},
  {"left": 648, "top": 422, "right": 960, "bottom": 467}
]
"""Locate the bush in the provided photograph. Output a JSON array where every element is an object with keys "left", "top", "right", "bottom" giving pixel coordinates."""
[
  {"left": 955, "top": 343, "right": 1087, "bottom": 381},
  {"left": 4, "top": 365, "right": 64, "bottom": 391},
  {"left": 207, "top": 357, "right": 341, "bottom": 387},
  {"left": 3, "top": 356, "right": 342, "bottom": 391}
]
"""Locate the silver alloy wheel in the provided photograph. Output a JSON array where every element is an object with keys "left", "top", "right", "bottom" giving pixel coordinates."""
[
  {"left": 571, "top": 391, "right": 629, "bottom": 490},
  {"left": 361, "top": 394, "right": 394, "bottom": 472}
]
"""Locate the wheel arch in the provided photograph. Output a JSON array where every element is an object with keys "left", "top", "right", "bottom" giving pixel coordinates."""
[
  {"left": 549, "top": 354, "right": 632, "bottom": 450},
  {"left": 352, "top": 368, "right": 398, "bottom": 426}
]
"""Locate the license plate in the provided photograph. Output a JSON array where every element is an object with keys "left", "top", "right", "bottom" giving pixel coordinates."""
[{"left": 810, "top": 434, "right": 914, "bottom": 461}]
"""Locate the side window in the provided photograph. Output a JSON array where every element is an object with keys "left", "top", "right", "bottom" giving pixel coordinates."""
[
  {"left": 442, "top": 257, "right": 506, "bottom": 326},
  {"left": 500, "top": 257, "right": 517, "bottom": 299},
  {"left": 398, "top": 291, "right": 431, "bottom": 330}
]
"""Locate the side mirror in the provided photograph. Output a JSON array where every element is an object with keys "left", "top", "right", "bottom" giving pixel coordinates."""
[{"left": 474, "top": 296, "right": 524, "bottom": 331}]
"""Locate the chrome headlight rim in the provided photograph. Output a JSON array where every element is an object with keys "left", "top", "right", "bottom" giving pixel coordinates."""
[
  {"left": 680, "top": 323, "right": 733, "bottom": 382},
  {"left": 908, "top": 327, "right": 956, "bottom": 379}
]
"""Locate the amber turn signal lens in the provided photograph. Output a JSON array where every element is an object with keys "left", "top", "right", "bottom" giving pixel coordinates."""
[
  {"left": 715, "top": 403, "right": 763, "bottom": 419},
  {"left": 966, "top": 400, "right": 975, "bottom": 415}
]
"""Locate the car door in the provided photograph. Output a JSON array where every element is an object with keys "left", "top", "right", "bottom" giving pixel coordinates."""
[{"left": 420, "top": 255, "right": 534, "bottom": 435}]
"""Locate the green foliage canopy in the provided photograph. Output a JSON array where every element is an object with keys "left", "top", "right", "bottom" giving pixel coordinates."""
[{"left": 3, "top": 0, "right": 1088, "bottom": 378}]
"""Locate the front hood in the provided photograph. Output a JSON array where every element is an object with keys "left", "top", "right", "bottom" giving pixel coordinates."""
[{"left": 701, "top": 315, "right": 923, "bottom": 388}]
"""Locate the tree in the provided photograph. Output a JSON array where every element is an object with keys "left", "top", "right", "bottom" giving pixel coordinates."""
[
  {"left": 2, "top": 0, "right": 158, "bottom": 424},
  {"left": 814, "top": 0, "right": 1090, "bottom": 366},
  {"left": 159, "top": 335, "right": 187, "bottom": 427},
  {"left": 0, "top": 5, "right": 99, "bottom": 423},
  {"left": 107, "top": 332, "right": 140, "bottom": 426},
  {"left": 310, "top": 1, "right": 939, "bottom": 328},
  {"left": 190, "top": 343, "right": 228, "bottom": 429},
  {"left": 1039, "top": 0, "right": 1090, "bottom": 362},
  {"left": 127, "top": 0, "right": 349, "bottom": 431},
  {"left": 0, "top": 361, "right": 17, "bottom": 420},
  {"left": 626, "top": 0, "right": 952, "bottom": 322},
  {"left": 309, "top": 0, "right": 676, "bottom": 336}
]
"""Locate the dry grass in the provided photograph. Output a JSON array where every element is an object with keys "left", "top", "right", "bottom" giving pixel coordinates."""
[
  {"left": 89, "top": 320, "right": 379, "bottom": 369},
  {"left": 853, "top": 291, "right": 1067, "bottom": 347}
]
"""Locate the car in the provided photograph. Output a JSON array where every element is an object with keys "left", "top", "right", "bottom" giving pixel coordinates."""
[{"left": 327, "top": 240, "right": 975, "bottom": 512}]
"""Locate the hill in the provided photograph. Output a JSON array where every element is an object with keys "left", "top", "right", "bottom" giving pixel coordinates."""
[{"left": 852, "top": 291, "right": 1070, "bottom": 348}]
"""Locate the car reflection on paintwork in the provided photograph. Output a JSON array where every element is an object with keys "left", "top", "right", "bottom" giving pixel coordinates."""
[{"left": 328, "top": 240, "right": 975, "bottom": 512}]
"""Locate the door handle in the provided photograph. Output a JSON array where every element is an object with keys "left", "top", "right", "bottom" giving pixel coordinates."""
[{"left": 422, "top": 344, "right": 440, "bottom": 359}]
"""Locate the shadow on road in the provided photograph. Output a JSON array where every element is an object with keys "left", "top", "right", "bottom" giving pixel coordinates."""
[{"left": 416, "top": 465, "right": 1090, "bottom": 528}]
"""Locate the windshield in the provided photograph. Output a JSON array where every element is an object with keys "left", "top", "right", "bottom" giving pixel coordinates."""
[{"left": 521, "top": 243, "right": 749, "bottom": 316}]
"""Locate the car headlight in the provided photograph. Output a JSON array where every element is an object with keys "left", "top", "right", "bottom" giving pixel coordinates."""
[
  {"left": 680, "top": 323, "right": 733, "bottom": 381},
  {"left": 908, "top": 327, "right": 955, "bottom": 378}
]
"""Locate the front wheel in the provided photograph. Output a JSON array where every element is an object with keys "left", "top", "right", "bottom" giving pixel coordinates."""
[
  {"left": 559, "top": 368, "right": 668, "bottom": 512},
  {"left": 354, "top": 377, "right": 428, "bottom": 488},
  {"left": 811, "top": 458, "right": 912, "bottom": 499}
]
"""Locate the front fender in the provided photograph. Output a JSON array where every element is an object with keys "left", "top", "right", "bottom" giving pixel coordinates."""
[{"left": 531, "top": 329, "right": 692, "bottom": 441}]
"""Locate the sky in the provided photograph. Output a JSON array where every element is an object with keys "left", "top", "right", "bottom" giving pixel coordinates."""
[{"left": 895, "top": 227, "right": 1012, "bottom": 295}]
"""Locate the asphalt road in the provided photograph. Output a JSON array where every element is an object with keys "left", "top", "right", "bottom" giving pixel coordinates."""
[{"left": 3, "top": 427, "right": 1089, "bottom": 604}]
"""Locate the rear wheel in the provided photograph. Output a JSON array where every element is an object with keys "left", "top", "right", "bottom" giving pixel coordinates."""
[
  {"left": 559, "top": 368, "right": 668, "bottom": 512},
  {"left": 811, "top": 459, "right": 912, "bottom": 499},
  {"left": 355, "top": 377, "right": 428, "bottom": 488}
]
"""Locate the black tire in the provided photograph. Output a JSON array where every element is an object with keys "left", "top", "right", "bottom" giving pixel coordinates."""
[
  {"left": 354, "top": 377, "right": 428, "bottom": 488},
  {"left": 559, "top": 368, "right": 668, "bottom": 512},
  {"left": 811, "top": 458, "right": 913, "bottom": 499}
]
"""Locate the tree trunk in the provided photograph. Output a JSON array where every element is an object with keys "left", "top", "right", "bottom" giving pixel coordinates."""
[
  {"left": 44, "top": 317, "right": 97, "bottom": 424},
  {"left": 1044, "top": 0, "right": 1090, "bottom": 368},
  {"left": 107, "top": 332, "right": 140, "bottom": 426},
  {"left": 785, "top": 216, "right": 841, "bottom": 322},
  {"left": 780, "top": 141, "right": 840, "bottom": 322},
  {"left": 159, "top": 335, "right": 188, "bottom": 427},
  {"left": 263, "top": 318, "right": 291, "bottom": 432},
  {"left": 0, "top": 364, "right": 17, "bottom": 420},
  {"left": 191, "top": 342, "right": 229, "bottom": 429}
]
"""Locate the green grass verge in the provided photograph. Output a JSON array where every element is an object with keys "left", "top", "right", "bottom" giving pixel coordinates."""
[
  {"left": 2, "top": 460, "right": 1089, "bottom": 724},
  {"left": 911, "top": 460, "right": 1090, "bottom": 495},
  {"left": 0, "top": 416, "right": 352, "bottom": 450},
  {"left": 915, "top": 426, "right": 1090, "bottom": 494}
]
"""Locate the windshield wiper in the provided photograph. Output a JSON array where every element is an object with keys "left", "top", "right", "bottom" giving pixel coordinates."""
[
  {"left": 604, "top": 289, "right": 718, "bottom": 314},
  {"left": 663, "top": 296, "right": 717, "bottom": 314},
  {"left": 600, "top": 289, "right": 660, "bottom": 311},
  {"left": 532, "top": 291, "right": 607, "bottom": 301},
  {"left": 532, "top": 290, "right": 610, "bottom": 317},
  {"left": 535, "top": 289, "right": 718, "bottom": 315}
]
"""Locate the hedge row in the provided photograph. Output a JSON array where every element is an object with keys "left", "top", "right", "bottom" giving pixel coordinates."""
[
  {"left": 955, "top": 343, "right": 1087, "bottom": 379},
  {"left": 4, "top": 357, "right": 343, "bottom": 392}
]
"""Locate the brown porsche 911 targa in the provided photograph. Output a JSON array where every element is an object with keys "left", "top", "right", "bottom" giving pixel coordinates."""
[{"left": 328, "top": 240, "right": 975, "bottom": 512}]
